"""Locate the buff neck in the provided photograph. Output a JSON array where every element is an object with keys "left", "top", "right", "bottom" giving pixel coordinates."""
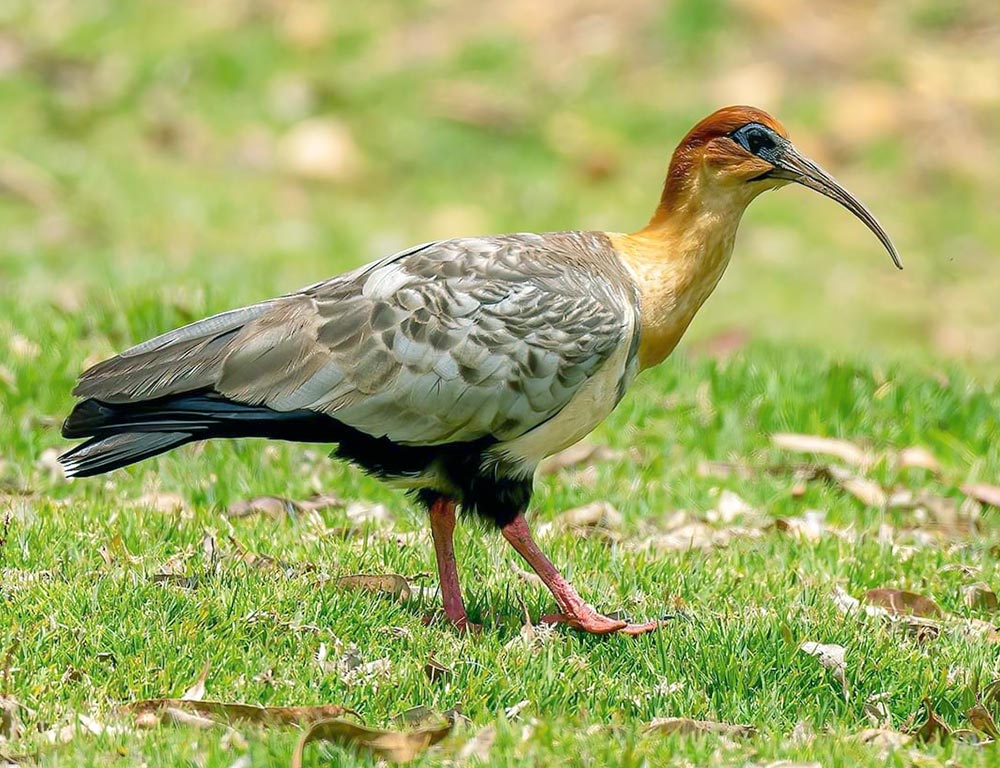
[{"left": 609, "top": 174, "right": 770, "bottom": 369}]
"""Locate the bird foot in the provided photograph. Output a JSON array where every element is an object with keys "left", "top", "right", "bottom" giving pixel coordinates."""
[
  {"left": 540, "top": 610, "right": 661, "bottom": 636},
  {"left": 422, "top": 612, "right": 483, "bottom": 634}
]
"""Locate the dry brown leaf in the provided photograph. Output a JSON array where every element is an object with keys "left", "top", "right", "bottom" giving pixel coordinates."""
[
  {"left": 181, "top": 660, "right": 210, "bottom": 701},
  {"left": 968, "top": 704, "right": 1000, "bottom": 740},
  {"left": 163, "top": 707, "right": 217, "bottom": 729},
  {"left": 771, "top": 433, "right": 870, "bottom": 467},
  {"left": 644, "top": 717, "right": 754, "bottom": 738},
  {"left": 316, "top": 640, "right": 391, "bottom": 687},
  {"left": 423, "top": 654, "right": 451, "bottom": 683},
  {"left": 226, "top": 496, "right": 300, "bottom": 519},
  {"left": 707, "top": 489, "right": 754, "bottom": 523},
  {"left": 837, "top": 475, "right": 887, "bottom": 507},
  {"left": 962, "top": 484, "right": 1000, "bottom": 509},
  {"left": 913, "top": 697, "right": 952, "bottom": 743},
  {"left": 457, "top": 724, "right": 496, "bottom": 763},
  {"left": 1, "top": 695, "right": 22, "bottom": 740},
  {"left": 964, "top": 583, "right": 998, "bottom": 612},
  {"left": 344, "top": 501, "right": 395, "bottom": 526},
  {"left": 133, "top": 492, "right": 188, "bottom": 515},
  {"left": 291, "top": 717, "right": 451, "bottom": 766},
  {"left": 538, "top": 443, "right": 623, "bottom": 475},
  {"left": 774, "top": 511, "right": 827, "bottom": 542},
  {"left": 632, "top": 523, "right": 763, "bottom": 553},
  {"left": 799, "top": 642, "right": 848, "bottom": 701},
  {"left": 854, "top": 728, "right": 911, "bottom": 750},
  {"left": 554, "top": 501, "right": 622, "bottom": 540},
  {"left": 866, "top": 589, "right": 943, "bottom": 618},
  {"left": 898, "top": 446, "right": 941, "bottom": 474},
  {"left": 124, "top": 699, "right": 353, "bottom": 726},
  {"left": 226, "top": 536, "right": 303, "bottom": 574},
  {"left": 226, "top": 493, "right": 343, "bottom": 519},
  {"left": 335, "top": 574, "right": 411, "bottom": 603}
]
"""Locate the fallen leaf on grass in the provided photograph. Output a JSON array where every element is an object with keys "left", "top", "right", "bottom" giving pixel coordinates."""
[
  {"left": 226, "top": 536, "right": 309, "bottom": 574},
  {"left": 772, "top": 433, "right": 871, "bottom": 468},
  {"left": 913, "top": 697, "right": 952, "bottom": 743},
  {"left": 631, "top": 522, "right": 763, "bottom": 553},
  {"left": 898, "top": 446, "right": 941, "bottom": 474},
  {"left": 706, "top": 489, "right": 755, "bottom": 523},
  {"left": 644, "top": 717, "right": 754, "bottom": 738},
  {"left": 963, "top": 583, "right": 998, "bottom": 612},
  {"left": 962, "top": 484, "right": 1000, "bottom": 509},
  {"left": 133, "top": 491, "right": 188, "bottom": 515},
  {"left": 773, "top": 510, "right": 827, "bottom": 542},
  {"left": 866, "top": 589, "right": 942, "bottom": 618},
  {"left": 854, "top": 728, "right": 911, "bottom": 751},
  {"left": 968, "top": 704, "right": 1000, "bottom": 740},
  {"left": 182, "top": 660, "right": 210, "bottom": 701},
  {"left": 162, "top": 707, "right": 217, "bottom": 729},
  {"left": 539, "top": 443, "right": 623, "bottom": 475},
  {"left": 335, "top": 574, "right": 411, "bottom": 603},
  {"left": 457, "top": 724, "right": 496, "bottom": 763},
  {"left": 1, "top": 696, "right": 22, "bottom": 740},
  {"left": 226, "top": 493, "right": 344, "bottom": 519},
  {"left": 317, "top": 641, "right": 392, "bottom": 688},
  {"left": 836, "top": 474, "right": 887, "bottom": 507},
  {"left": 344, "top": 501, "right": 395, "bottom": 526},
  {"left": 40, "top": 713, "right": 127, "bottom": 744},
  {"left": 424, "top": 654, "right": 451, "bottom": 683},
  {"left": 124, "top": 699, "right": 354, "bottom": 727},
  {"left": 834, "top": 587, "right": 941, "bottom": 640},
  {"left": 554, "top": 501, "right": 623, "bottom": 540},
  {"left": 291, "top": 717, "right": 451, "bottom": 766},
  {"left": 799, "top": 642, "right": 848, "bottom": 701}
]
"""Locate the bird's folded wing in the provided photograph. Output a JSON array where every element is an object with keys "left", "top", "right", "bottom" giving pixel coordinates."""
[{"left": 73, "top": 233, "right": 639, "bottom": 446}]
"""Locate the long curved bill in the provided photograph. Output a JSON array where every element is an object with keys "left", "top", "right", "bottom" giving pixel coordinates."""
[{"left": 772, "top": 144, "right": 902, "bottom": 270}]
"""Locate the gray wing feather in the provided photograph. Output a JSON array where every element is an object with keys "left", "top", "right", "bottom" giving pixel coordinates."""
[{"left": 73, "top": 232, "right": 639, "bottom": 445}]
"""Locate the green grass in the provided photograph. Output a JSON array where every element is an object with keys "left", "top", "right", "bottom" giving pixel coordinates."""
[
  {"left": 5, "top": 332, "right": 1000, "bottom": 766},
  {"left": 3, "top": 1, "right": 1000, "bottom": 765}
]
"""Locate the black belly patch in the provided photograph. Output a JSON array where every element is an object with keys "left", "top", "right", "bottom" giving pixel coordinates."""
[{"left": 331, "top": 426, "right": 532, "bottom": 528}]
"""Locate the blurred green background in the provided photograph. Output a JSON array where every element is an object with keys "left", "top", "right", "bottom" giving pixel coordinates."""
[{"left": 1, "top": 0, "right": 999, "bottom": 368}]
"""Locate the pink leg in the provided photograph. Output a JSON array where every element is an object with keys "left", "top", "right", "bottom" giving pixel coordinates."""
[
  {"left": 501, "top": 512, "right": 659, "bottom": 636},
  {"left": 428, "top": 498, "right": 480, "bottom": 633}
]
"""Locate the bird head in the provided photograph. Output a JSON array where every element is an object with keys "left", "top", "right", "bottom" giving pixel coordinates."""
[{"left": 659, "top": 105, "right": 901, "bottom": 269}]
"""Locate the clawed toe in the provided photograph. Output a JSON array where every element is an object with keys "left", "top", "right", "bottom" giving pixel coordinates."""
[{"left": 540, "top": 610, "right": 659, "bottom": 636}]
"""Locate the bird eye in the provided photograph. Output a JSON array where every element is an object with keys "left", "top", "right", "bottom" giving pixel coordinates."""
[{"left": 731, "top": 123, "right": 778, "bottom": 157}]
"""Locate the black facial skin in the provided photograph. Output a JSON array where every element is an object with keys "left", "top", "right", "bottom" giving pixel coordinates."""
[{"left": 729, "top": 122, "right": 787, "bottom": 168}]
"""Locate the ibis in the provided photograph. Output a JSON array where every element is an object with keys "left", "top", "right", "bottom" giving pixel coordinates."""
[{"left": 60, "top": 106, "right": 900, "bottom": 635}]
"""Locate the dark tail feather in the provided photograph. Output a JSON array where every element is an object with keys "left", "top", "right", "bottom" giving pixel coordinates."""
[
  {"left": 59, "top": 432, "right": 195, "bottom": 477},
  {"left": 59, "top": 392, "right": 336, "bottom": 477}
]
